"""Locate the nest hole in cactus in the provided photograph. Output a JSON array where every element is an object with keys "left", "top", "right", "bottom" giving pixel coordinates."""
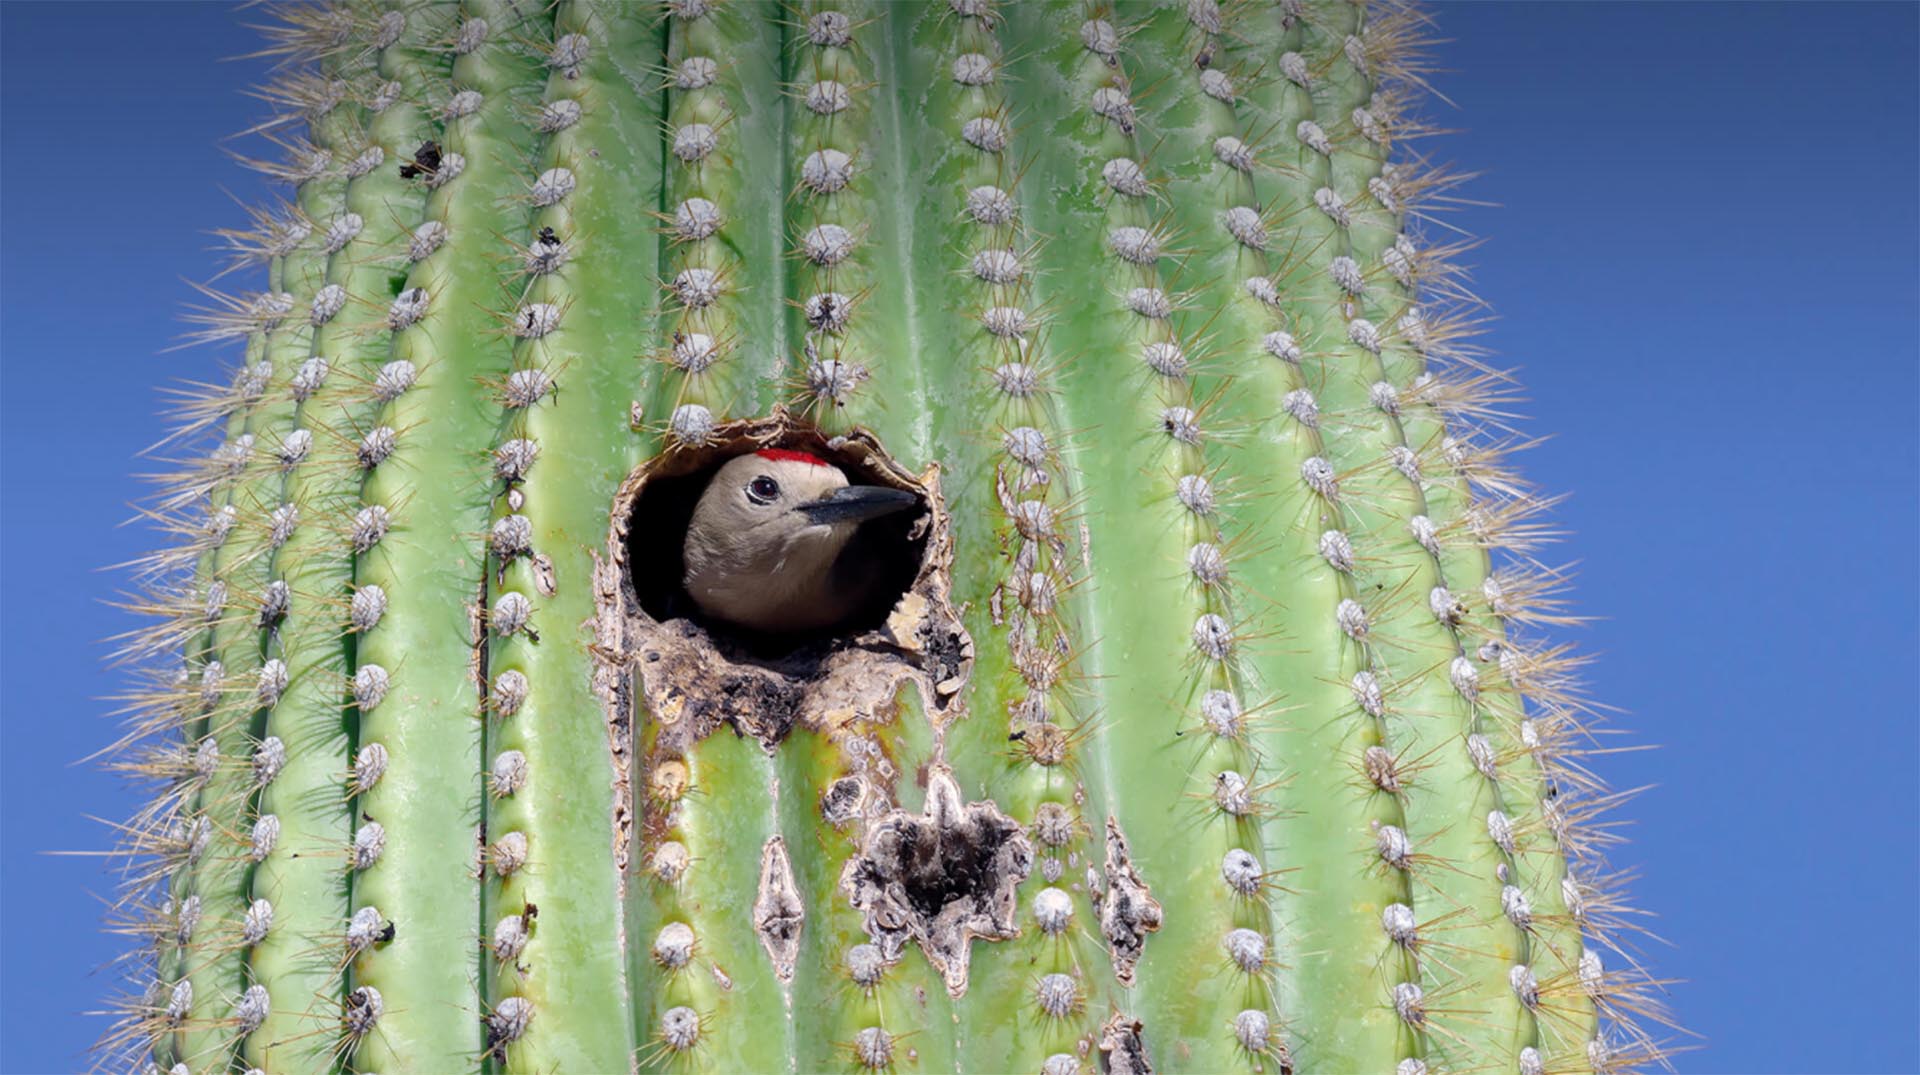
[
  {"left": 606, "top": 416, "right": 971, "bottom": 753},
  {"left": 621, "top": 424, "right": 929, "bottom": 650}
]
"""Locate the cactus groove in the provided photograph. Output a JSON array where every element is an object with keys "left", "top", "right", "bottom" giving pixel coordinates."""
[{"left": 104, "top": 2, "right": 1672, "bottom": 1073}]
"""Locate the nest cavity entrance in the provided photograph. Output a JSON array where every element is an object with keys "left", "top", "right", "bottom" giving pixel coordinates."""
[
  {"left": 606, "top": 416, "right": 969, "bottom": 757},
  {"left": 624, "top": 434, "right": 927, "bottom": 651}
]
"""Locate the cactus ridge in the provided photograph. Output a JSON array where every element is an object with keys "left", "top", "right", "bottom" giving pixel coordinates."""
[{"left": 97, "top": 2, "right": 1673, "bottom": 1073}]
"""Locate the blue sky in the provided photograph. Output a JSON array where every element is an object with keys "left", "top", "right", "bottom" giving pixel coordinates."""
[{"left": 3, "top": 3, "right": 1915, "bottom": 1072}]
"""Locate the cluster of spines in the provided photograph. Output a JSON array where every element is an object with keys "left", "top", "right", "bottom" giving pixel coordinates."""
[
  {"left": 162, "top": 5, "right": 651, "bottom": 1070},
  {"left": 649, "top": 0, "right": 783, "bottom": 442},
  {"left": 227, "top": 11, "right": 567, "bottom": 1075},
  {"left": 206, "top": 82, "right": 349, "bottom": 1075},
  {"left": 1329, "top": 6, "right": 1640, "bottom": 1071},
  {"left": 1139, "top": 2, "right": 1464, "bottom": 1070},
  {"left": 227, "top": 38, "right": 382, "bottom": 1074},
  {"left": 98, "top": 5, "right": 421, "bottom": 1070},
  {"left": 1249, "top": 1, "right": 1666, "bottom": 1070},
  {"left": 256, "top": 7, "right": 467, "bottom": 1072},
  {"left": 1223, "top": 3, "right": 1550, "bottom": 1069},
  {"left": 636, "top": 731, "right": 795, "bottom": 1071},
  {"left": 332, "top": 3, "right": 566, "bottom": 1072},
  {"left": 1125, "top": 3, "right": 1435, "bottom": 1070},
  {"left": 1371, "top": 60, "right": 1676, "bottom": 1075},
  {"left": 480, "top": 4, "right": 657, "bottom": 1071},
  {"left": 922, "top": 2, "right": 1119, "bottom": 1071},
  {"left": 156, "top": 318, "right": 295, "bottom": 1074},
  {"left": 653, "top": 1, "right": 731, "bottom": 439},
  {"left": 1044, "top": 3, "right": 1336, "bottom": 1068},
  {"left": 631, "top": 6, "right": 800, "bottom": 1072},
  {"left": 469, "top": 8, "right": 601, "bottom": 1067},
  {"left": 106, "top": 4, "right": 534, "bottom": 1071},
  {"left": 775, "top": 6, "right": 945, "bottom": 1071},
  {"left": 783, "top": 2, "right": 876, "bottom": 429}
]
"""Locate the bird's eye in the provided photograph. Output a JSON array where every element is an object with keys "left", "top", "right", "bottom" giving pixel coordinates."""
[{"left": 746, "top": 475, "right": 780, "bottom": 504}]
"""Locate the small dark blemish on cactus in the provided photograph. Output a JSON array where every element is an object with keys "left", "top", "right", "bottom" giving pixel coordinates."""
[
  {"left": 397, "top": 140, "right": 440, "bottom": 181},
  {"left": 1160, "top": 406, "right": 1202, "bottom": 446},
  {"left": 342, "top": 984, "right": 382, "bottom": 1041},
  {"left": 525, "top": 226, "right": 567, "bottom": 276}
]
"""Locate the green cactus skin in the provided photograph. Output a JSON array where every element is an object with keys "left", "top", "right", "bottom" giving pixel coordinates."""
[{"left": 104, "top": 3, "right": 1670, "bottom": 1074}]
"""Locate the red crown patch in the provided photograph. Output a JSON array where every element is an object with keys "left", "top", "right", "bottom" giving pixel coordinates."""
[{"left": 755, "top": 448, "right": 832, "bottom": 467}]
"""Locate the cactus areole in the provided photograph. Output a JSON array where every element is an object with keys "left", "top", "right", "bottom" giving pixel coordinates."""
[{"left": 106, "top": 2, "right": 1668, "bottom": 1073}]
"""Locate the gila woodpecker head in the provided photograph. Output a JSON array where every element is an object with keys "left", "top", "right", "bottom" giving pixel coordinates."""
[{"left": 682, "top": 450, "right": 918, "bottom": 633}]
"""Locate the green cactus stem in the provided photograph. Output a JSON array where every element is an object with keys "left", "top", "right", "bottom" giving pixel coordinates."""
[{"left": 104, "top": 3, "right": 1669, "bottom": 1074}]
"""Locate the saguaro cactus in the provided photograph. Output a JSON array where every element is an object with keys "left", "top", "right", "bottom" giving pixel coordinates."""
[{"left": 105, "top": 2, "right": 1671, "bottom": 1073}]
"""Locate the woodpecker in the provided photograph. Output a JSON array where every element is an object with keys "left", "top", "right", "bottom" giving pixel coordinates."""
[{"left": 683, "top": 449, "right": 919, "bottom": 633}]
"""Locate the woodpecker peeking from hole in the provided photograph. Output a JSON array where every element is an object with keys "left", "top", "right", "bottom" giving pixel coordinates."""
[{"left": 682, "top": 449, "right": 918, "bottom": 634}]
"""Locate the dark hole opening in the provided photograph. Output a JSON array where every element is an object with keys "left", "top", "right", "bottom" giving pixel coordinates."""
[
  {"left": 624, "top": 446, "right": 929, "bottom": 659},
  {"left": 888, "top": 817, "right": 1012, "bottom": 922}
]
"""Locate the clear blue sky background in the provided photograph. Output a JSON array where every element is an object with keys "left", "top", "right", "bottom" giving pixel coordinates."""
[{"left": 3, "top": 3, "right": 1915, "bottom": 1072}]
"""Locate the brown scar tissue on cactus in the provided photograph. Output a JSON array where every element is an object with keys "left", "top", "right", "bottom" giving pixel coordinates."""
[{"left": 101, "top": 3, "right": 1674, "bottom": 1073}]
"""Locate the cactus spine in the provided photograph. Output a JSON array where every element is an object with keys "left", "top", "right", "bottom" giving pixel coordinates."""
[{"left": 105, "top": 3, "right": 1670, "bottom": 1073}]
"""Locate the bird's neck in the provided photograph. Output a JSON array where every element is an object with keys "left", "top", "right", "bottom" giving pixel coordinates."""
[{"left": 684, "top": 522, "right": 861, "bottom": 633}]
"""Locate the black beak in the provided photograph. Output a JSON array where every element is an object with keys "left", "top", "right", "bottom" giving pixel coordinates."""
[{"left": 796, "top": 484, "right": 918, "bottom": 526}]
